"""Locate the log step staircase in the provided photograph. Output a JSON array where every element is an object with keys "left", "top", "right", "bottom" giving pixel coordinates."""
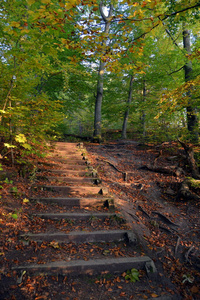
[{"left": 12, "top": 142, "right": 156, "bottom": 279}]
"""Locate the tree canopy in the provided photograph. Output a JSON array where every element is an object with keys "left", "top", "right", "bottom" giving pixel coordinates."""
[{"left": 0, "top": 0, "right": 199, "bottom": 156}]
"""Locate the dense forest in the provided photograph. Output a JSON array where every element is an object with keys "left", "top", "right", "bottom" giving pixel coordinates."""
[{"left": 0, "top": 0, "right": 200, "bottom": 154}]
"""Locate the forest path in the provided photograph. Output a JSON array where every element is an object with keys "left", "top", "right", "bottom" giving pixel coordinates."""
[
  {"left": 1, "top": 141, "right": 199, "bottom": 299},
  {"left": 9, "top": 142, "right": 159, "bottom": 299}
]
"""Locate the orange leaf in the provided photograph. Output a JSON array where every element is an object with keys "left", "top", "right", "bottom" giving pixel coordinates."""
[
  {"left": 120, "top": 292, "right": 126, "bottom": 296},
  {"left": 151, "top": 293, "right": 158, "bottom": 298}
]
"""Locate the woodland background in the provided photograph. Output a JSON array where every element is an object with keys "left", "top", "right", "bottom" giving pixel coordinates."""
[{"left": 0, "top": 0, "right": 200, "bottom": 161}]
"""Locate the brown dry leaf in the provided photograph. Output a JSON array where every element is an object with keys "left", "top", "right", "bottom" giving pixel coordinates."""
[
  {"left": 107, "top": 288, "right": 113, "bottom": 292},
  {"left": 117, "top": 286, "right": 123, "bottom": 289},
  {"left": 116, "top": 276, "right": 121, "bottom": 282},
  {"left": 191, "top": 286, "right": 199, "bottom": 294},
  {"left": 142, "top": 296, "right": 148, "bottom": 299}
]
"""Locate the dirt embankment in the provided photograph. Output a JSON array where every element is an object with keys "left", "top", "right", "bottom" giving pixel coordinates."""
[{"left": 85, "top": 140, "right": 200, "bottom": 299}]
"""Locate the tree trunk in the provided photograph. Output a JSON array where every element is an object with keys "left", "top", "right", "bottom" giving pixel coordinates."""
[
  {"left": 121, "top": 75, "right": 134, "bottom": 139},
  {"left": 183, "top": 25, "right": 198, "bottom": 143},
  {"left": 94, "top": 60, "right": 105, "bottom": 138},
  {"left": 93, "top": 3, "right": 113, "bottom": 139},
  {"left": 141, "top": 79, "right": 146, "bottom": 137}
]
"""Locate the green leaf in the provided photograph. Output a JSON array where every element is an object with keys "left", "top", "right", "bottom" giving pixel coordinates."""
[
  {"left": 22, "top": 143, "right": 32, "bottom": 150},
  {"left": 11, "top": 213, "right": 18, "bottom": 220}
]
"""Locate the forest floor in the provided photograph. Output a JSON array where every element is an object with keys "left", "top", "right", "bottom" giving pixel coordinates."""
[
  {"left": 85, "top": 140, "right": 200, "bottom": 299},
  {"left": 0, "top": 139, "right": 200, "bottom": 299}
]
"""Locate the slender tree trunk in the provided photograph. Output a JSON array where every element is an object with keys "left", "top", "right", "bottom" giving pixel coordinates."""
[
  {"left": 93, "top": 3, "right": 113, "bottom": 139},
  {"left": 94, "top": 60, "right": 105, "bottom": 138},
  {"left": 141, "top": 79, "right": 146, "bottom": 137},
  {"left": 121, "top": 75, "right": 134, "bottom": 139},
  {"left": 183, "top": 24, "right": 198, "bottom": 143}
]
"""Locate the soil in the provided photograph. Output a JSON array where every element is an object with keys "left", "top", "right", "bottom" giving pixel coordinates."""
[{"left": 0, "top": 140, "right": 200, "bottom": 300}]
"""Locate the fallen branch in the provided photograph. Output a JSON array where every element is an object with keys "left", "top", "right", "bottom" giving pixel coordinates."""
[{"left": 185, "top": 245, "right": 195, "bottom": 263}]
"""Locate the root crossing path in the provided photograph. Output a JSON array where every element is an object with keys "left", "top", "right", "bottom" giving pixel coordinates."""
[{"left": 12, "top": 142, "right": 181, "bottom": 299}]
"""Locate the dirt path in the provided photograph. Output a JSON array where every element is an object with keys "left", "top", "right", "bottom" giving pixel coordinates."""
[{"left": 0, "top": 141, "right": 199, "bottom": 299}]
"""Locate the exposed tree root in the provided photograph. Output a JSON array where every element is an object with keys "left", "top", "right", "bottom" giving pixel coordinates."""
[
  {"left": 151, "top": 211, "right": 179, "bottom": 227},
  {"left": 177, "top": 178, "right": 200, "bottom": 201},
  {"left": 139, "top": 164, "right": 183, "bottom": 177}
]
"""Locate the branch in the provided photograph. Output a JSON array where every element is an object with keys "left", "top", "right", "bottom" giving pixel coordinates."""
[
  {"left": 164, "top": 3, "right": 200, "bottom": 19},
  {"left": 123, "top": 3, "right": 200, "bottom": 43},
  {"left": 168, "top": 66, "right": 184, "bottom": 76},
  {"left": 158, "top": 16, "right": 181, "bottom": 48},
  {"left": 99, "top": 2, "right": 113, "bottom": 23}
]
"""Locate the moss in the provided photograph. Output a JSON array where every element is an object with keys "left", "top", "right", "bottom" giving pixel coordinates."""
[{"left": 186, "top": 177, "right": 200, "bottom": 189}]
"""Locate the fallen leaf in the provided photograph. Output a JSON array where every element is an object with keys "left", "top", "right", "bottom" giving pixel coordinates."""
[
  {"left": 23, "top": 198, "right": 29, "bottom": 203},
  {"left": 191, "top": 286, "right": 199, "bottom": 294},
  {"left": 151, "top": 293, "right": 158, "bottom": 298}
]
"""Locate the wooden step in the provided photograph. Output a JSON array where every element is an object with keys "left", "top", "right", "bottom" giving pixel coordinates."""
[
  {"left": 32, "top": 185, "right": 108, "bottom": 196},
  {"left": 13, "top": 256, "right": 156, "bottom": 276},
  {"left": 38, "top": 169, "right": 94, "bottom": 177},
  {"left": 30, "top": 196, "right": 114, "bottom": 208},
  {"left": 38, "top": 159, "right": 87, "bottom": 166},
  {"left": 34, "top": 212, "right": 118, "bottom": 220},
  {"left": 36, "top": 176, "right": 101, "bottom": 185},
  {"left": 20, "top": 230, "right": 136, "bottom": 244}
]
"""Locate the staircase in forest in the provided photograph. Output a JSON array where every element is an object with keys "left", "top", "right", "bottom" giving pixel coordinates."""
[{"left": 13, "top": 142, "right": 156, "bottom": 279}]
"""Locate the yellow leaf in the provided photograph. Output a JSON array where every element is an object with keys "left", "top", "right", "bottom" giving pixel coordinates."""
[
  {"left": 61, "top": 38, "right": 68, "bottom": 45},
  {"left": 27, "top": 0, "right": 35, "bottom": 5},
  {"left": 10, "top": 21, "right": 20, "bottom": 28},
  {"left": 23, "top": 198, "right": 29, "bottom": 203},
  {"left": 21, "top": 29, "right": 30, "bottom": 34},
  {"left": 15, "top": 134, "right": 27, "bottom": 143},
  {"left": 49, "top": 241, "right": 60, "bottom": 249}
]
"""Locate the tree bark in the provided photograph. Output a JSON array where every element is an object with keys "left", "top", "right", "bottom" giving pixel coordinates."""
[
  {"left": 121, "top": 75, "right": 134, "bottom": 139},
  {"left": 93, "top": 3, "right": 113, "bottom": 139},
  {"left": 183, "top": 25, "right": 198, "bottom": 143},
  {"left": 141, "top": 79, "right": 146, "bottom": 137}
]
